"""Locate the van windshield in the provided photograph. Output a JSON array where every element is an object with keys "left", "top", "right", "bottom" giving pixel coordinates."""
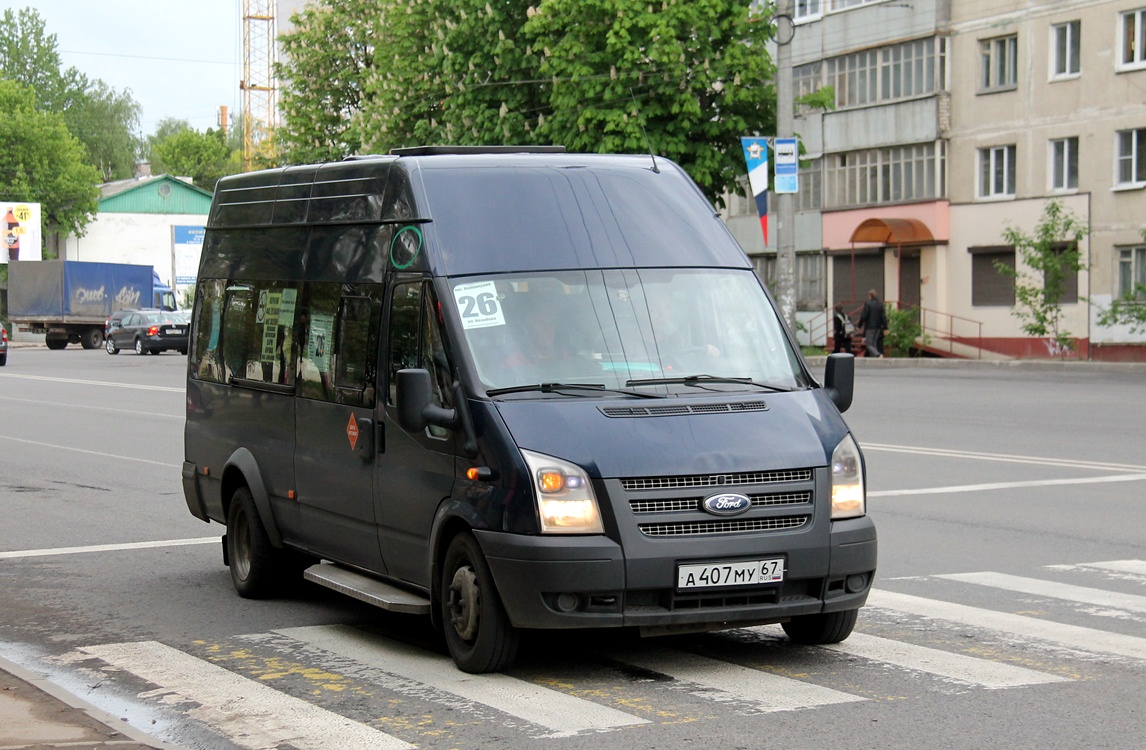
[{"left": 450, "top": 269, "right": 808, "bottom": 394}]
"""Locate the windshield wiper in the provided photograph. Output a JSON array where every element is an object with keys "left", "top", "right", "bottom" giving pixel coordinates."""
[
  {"left": 625, "top": 375, "right": 793, "bottom": 392},
  {"left": 486, "top": 382, "right": 663, "bottom": 399}
]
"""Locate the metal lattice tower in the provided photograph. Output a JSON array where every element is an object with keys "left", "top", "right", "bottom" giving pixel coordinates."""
[{"left": 241, "top": 0, "right": 277, "bottom": 171}]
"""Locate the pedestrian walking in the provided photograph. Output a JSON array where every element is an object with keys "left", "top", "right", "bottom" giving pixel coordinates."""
[
  {"left": 858, "top": 289, "right": 887, "bottom": 357},
  {"left": 831, "top": 302, "right": 852, "bottom": 354}
]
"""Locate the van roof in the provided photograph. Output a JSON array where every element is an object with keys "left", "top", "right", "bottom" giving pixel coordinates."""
[{"left": 207, "top": 151, "right": 751, "bottom": 275}]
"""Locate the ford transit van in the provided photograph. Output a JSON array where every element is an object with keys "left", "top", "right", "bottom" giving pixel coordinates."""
[{"left": 182, "top": 146, "right": 876, "bottom": 673}]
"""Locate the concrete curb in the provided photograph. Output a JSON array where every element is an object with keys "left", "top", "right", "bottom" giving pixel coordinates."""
[
  {"left": 0, "top": 653, "right": 182, "bottom": 749},
  {"left": 804, "top": 355, "right": 1146, "bottom": 374}
]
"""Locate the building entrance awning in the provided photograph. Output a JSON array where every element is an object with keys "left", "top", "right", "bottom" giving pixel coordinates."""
[{"left": 848, "top": 217, "right": 938, "bottom": 246}]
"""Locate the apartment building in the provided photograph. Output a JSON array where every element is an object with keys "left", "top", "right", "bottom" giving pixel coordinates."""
[{"left": 726, "top": 0, "right": 1146, "bottom": 359}]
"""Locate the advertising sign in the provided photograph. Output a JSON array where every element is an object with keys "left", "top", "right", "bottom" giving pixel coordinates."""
[
  {"left": 2, "top": 202, "right": 43, "bottom": 263},
  {"left": 173, "top": 225, "right": 205, "bottom": 286}
]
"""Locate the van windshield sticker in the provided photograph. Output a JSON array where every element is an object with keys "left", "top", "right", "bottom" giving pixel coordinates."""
[
  {"left": 309, "top": 312, "right": 334, "bottom": 373},
  {"left": 453, "top": 281, "right": 505, "bottom": 329},
  {"left": 390, "top": 225, "right": 422, "bottom": 269}
]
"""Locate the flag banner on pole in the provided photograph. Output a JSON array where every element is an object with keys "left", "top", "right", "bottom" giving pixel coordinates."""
[
  {"left": 740, "top": 137, "right": 769, "bottom": 245},
  {"left": 774, "top": 138, "right": 798, "bottom": 194}
]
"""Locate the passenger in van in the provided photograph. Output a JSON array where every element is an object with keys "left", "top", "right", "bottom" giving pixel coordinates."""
[{"left": 648, "top": 293, "right": 720, "bottom": 363}]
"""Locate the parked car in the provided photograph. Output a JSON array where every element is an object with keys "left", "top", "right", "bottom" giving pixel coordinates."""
[
  {"left": 1, "top": 321, "right": 8, "bottom": 366},
  {"left": 105, "top": 309, "right": 189, "bottom": 355}
]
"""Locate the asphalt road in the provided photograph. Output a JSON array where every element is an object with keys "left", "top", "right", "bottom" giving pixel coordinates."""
[{"left": 1, "top": 347, "right": 1144, "bottom": 750}]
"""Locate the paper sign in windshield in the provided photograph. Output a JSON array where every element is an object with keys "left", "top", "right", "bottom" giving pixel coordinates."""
[{"left": 453, "top": 281, "right": 505, "bottom": 329}]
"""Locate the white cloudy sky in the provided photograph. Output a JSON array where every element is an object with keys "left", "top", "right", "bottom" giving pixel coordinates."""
[{"left": 3, "top": 0, "right": 244, "bottom": 136}]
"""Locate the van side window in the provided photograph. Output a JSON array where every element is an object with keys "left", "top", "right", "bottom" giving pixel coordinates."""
[
  {"left": 387, "top": 281, "right": 454, "bottom": 437},
  {"left": 218, "top": 281, "right": 298, "bottom": 386},
  {"left": 190, "top": 279, "right": 226, "bottom": 382},
  {"left": 299, "top": 283, "right": 380, "bottom": 407}
]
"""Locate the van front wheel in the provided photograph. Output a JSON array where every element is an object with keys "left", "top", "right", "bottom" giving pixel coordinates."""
[
  {"left": 226, "top": 487, "right": 279, "bottom": 599},
  {"left": 441, "top": 533, "right": 519, "bottom": 673},
  {"left": 782, "top": 608, "right": 858, "bottom": 645}
]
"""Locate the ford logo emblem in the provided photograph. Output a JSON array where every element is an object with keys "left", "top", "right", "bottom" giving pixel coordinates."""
[{"left": 702, "top": 493, "right": 752, "bottom": 516}]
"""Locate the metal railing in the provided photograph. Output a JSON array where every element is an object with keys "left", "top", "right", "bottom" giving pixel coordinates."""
[{"left": 807, "top": 304, "right": 985, "bottom": 359}]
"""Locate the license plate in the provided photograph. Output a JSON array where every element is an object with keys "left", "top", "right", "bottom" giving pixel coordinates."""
[
  {"left": 677, "top": 558, "right": 784, "bottom": 590},
  {"left": 166, "top": 327, "right": 185, "bottom": 335}
]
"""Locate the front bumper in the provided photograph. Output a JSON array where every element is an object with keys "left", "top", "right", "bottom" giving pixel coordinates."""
[{"left": 475, "top": 515, "right": 877, "bottom": 631}]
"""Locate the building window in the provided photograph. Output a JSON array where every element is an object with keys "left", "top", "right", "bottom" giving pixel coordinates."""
[
  {"left": 1120, "top": 9, "right": 1146, "bottom": 67},
  {"left": 970, "top": 247, "right": 1016, "bottom": 307},
  {"left": 798, "top": 158, "right": 823, "bottom": 211},
  {"left": 1052, "top": 21, "right": 1081, "bottom": 77},
  {"left": 1116, "top": 128, "right": 1146, "bottom": 186},
  {"left": 793, "top": 61, "right": 823, "bottom": 113},
  {"left": 1050, "top": 137, "right": 1078, "bottom": 191},
  {"left": 1119, "top": 246, "right": 1146, "bottom": 299},
  {"left": 795, "top": 0, "right": 822, "bottom": 20},
  {"left": 980, "top": 34, "right": 1018, "bottom": 91},
  {"left": 829, "top": 0, "right": 888, "bottom": 10},
  {"left": 825, "top": 142, "right": 944, "bottom": 209},
  {"left": 826, "top": 37, "right": 944, "bottom": 109},
  {"left": 979, "top": 145, "right": 1016, "bottom": 198},
  {"left": 755, "top": 252, "right": 827, "bottom": 311}
]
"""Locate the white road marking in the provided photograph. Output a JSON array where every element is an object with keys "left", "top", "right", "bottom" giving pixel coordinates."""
[
  {"left": 0, "top": 537, "right": 218, "bottom": 560},
  {"left": 869, "top": 473, "right": 1146, "bottom": 498},
  {"left": 863, "top": 442, "right": 1146, "bottom": 473},
  {"left": 0, "top": 434, "right": 179, "bottom": 468},
  {"left": 80, "top": 641, "right": 412, "bottom": 750},
  {"left": 602, "top": 646, "right": 865, "bottom": 712},
  {"left": 821, "top": 632, "right": 1068, "bottom": 688},
  {"left": 868, "top": 589, "right": 1146, "bottom": 661},
  {"left": 278, "top": 624, "right": 648, "bottom": 737},
  {"left": 0, "top": 372, "right": 184, "bottom": 393},
  {"left": 1063, "top": 560, "right": 1146, "bottom": 577},
  {"left": 937, "top": 572, "right": 1146, "bottom": 614},
  {"left": 0, "top": 395, "right": 183, "bottom": 419}
]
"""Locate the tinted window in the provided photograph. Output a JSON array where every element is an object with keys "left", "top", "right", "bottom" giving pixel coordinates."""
[{"left": 299, "top": 283, "right": 381, "bottom": 406}]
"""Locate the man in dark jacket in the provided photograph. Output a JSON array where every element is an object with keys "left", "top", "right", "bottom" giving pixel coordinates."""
[{"left": 858, "top": 289, "right": 887, "bottom": 357}]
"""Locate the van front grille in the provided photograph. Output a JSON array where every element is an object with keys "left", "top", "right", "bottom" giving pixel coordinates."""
[
  {"left": 630, "top": 491, "right": 812, "bottom": 514},
  {"left": 638, "top": 516, "right": 809, "bottom": 537},
  {"left": 622, "top": 469, "right": 813, "bottom": 492}
]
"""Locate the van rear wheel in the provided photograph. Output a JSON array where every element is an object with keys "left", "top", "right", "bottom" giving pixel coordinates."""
[
  {"left": 441, "top": 533, "right": 519, "bottom": 673},
  {"left": 781, "top": 608, "right": 858, "bottom": 645},
  {"left": 226, "top": 488, "right": 280, "bottom": 599}
]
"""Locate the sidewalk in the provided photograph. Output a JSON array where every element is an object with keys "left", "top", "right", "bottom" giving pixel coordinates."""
[{"left": 0, "top": 654, "right": 177, "bottom": 750}]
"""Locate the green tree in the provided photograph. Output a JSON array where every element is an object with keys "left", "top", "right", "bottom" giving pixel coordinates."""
[
  {"left": 1097, "top": 229, "right": 1146, "bottom": 334},
  {"left": 0, "top": 7, "right": 140, "bottom": 181},
  {"left": 151, "top": 127, "right": 230, "bottom": 190},
  {"left": 995, "top": 200, "right": 1088, "bottom": 358},
  {"left": 278, "top": 1, "right": 776, "bottom": 202},
  {"left": 526, "top": 0, "right": 775, "bottom": 202},
  {"left": 277, "top": 0, "right": 377, "bottom": 163},
  {"left": 0, "top": 79, "right": 100, "bottom": 237}
]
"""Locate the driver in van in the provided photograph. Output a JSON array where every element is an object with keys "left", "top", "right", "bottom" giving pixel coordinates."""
[{"left": 648, "top": 293, "right": 720, "bottom": 360}]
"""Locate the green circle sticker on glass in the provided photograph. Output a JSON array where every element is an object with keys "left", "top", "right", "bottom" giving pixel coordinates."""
[{"left": 390, "top": 225, "right": 423, "bottom": 269}]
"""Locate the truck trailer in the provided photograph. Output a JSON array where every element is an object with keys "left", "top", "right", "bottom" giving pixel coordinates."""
[{"left": 8, "top": 260, "right": 177, "bottom": 349}]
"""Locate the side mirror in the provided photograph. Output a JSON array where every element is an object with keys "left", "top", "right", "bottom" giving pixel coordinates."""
[
  {"left": 823, "top": 353, "right": 854, "bottom": 413},
  {"left": 396, "top": 368, "right": 458, "bottom": 433}
]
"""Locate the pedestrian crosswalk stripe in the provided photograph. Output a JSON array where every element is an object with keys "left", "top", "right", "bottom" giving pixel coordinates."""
[
  {"left": 600, "top": 645, "right": 865, "bottom": 712},
  {"left": 821, "top": 632, "right": 1068, "bottom": 688},
  {"left": 1072, "top": 560, "right": 1146, "bottom": 578},
  {"left": 937, "top": 572, "right": 1146, "bottom": 614},
  {"left": 80, "top": 641, "right": 412, "bottom": 750},
  {"left": 277, "top": 625, "right": 649, "bottom": 737},
  {"left": 868, "top": 590, "right": 1146, "bottom": 661}
]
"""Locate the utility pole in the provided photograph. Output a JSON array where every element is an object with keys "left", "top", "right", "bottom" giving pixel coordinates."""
[{"left": 774, "top": 1, "right": 797, "bottom": 332}]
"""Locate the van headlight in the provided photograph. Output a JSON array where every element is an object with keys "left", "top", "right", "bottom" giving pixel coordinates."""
[
  {"left": 830, "top": 434, "right": 865, "bottom": 519},
  {"left": 521, "top": 449, "right": 604, "bottom": 534}
]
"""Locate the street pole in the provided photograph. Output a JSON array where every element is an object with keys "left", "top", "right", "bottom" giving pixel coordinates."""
[{"left": 775, "top": 1, "right": 797, "bottom": 333}]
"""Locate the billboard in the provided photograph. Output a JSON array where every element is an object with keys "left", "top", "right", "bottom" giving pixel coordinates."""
[
  {"left": 2, "top": 202, "right": 43, "bottom": 263},
  {"left": 173, "top": 224, "right": 204, "bottom": 286}
]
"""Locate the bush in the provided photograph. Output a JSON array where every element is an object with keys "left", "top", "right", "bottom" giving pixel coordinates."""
[{"left": 885, "top": 306, "right": 925, "bottom": 356}]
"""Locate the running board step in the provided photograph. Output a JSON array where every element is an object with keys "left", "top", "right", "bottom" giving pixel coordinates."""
[{"left": 303, "top": 564, "right": 432, "bottom": 615}]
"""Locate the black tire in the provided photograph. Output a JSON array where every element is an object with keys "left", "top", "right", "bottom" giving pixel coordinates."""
[
  {"left": 0, "top": 353, "right": 6, "bottom": 366},
  {"left": 178, "top": 348, "right": 188, "bottom": 355},
  {"left": 45, "top": 337, "right": 67, "bottom": 350},
  {"left": 225, "top": 487, "right": 280, "bottom": 599},
  {"left": 105, "top": 337, "right": 119, "bottom": 355},
  {"left": 441, "top": 533, "right": 519, "bottom": 673},
  {"left": 782, "top": 608, "right": 859, "bottom": 645},
  {"left": 134, "top": 338, "right": 146, "bottom": 355},
  {"left": 80, "top": 327, "right": 103, "bottom": 350}
]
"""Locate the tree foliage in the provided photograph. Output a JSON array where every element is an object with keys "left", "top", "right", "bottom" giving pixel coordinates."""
[
  {"left": 278, "top": 0, "right": 776, "bottom": 202},
  {"left": 0, "top": 7, "right": 140, "bottom": 181},
  {"left": 0, "top": 79, "right": 100, "bottom": 236},
  {"left": 150, "top": 127, "right": 231, "bottom": 190},
  {"left": 996, "top": 200, "right": 1088, "bottom": 357}
]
